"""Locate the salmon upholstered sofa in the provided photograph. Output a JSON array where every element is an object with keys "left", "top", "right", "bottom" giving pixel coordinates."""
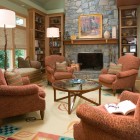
[
  {"left": 16, "top": 57, "right": 43, "bottom": 83},
  {"left": 74, "top": 90, "right": 140, "bottom": 140},
  {"left": 1, "top": 59, "right": 42, "bottom": 83},
  {"left": 0, "top": 68, "right": 46, "bottom": 120}
]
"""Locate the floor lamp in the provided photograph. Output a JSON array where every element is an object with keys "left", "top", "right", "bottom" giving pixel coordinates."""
[
  {"left": 0, "top": 9, "right": 16, "bottom": 70},
  {"left": 46, "top": 27, "right": 59, "bottom": 55}
]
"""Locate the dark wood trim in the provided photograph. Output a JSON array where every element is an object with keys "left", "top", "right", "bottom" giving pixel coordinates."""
[
  {"left": 64, "top": 39, "right": 118, "bottom": 45},
  {"left": 117, "top": 0, "right": 140, "bottom": 7}
]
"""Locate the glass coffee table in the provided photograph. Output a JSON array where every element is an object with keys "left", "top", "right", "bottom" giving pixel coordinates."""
[{"left": 52, "top": 79, "right": 102, "bottom": 114}]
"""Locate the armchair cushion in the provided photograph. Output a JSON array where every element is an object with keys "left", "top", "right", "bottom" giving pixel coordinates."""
[
  {"left": 56, "top": 61, "right": 67, "bottom": 72},
  {"left": 108, "top": 62, "right": 122, "bottom": 74},
  {"left": 5, "top": 70, "right": 23, "bottom": 86},
  {"left": 54, "top": 71, "right": 73, "bottom": 80},
  {"left": 99, "top": 74, "right": 116, "bottom": 84}
]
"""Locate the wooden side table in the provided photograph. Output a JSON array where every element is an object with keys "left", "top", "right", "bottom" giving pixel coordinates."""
[{"left": 71, "top": 63, "right": 80, "bottom": 71}]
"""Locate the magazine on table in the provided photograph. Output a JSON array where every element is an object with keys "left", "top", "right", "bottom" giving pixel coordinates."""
[{"left": 104, "top": 100, "right": 136, "bottom": 115}]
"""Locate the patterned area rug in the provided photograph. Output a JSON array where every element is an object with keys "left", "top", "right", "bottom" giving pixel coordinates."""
[
  {"left": 0, "top": 126, "right": 74, "bottom": 140},
  {"left": 1, "top": 80, "right": 120, "bottom": 139}
]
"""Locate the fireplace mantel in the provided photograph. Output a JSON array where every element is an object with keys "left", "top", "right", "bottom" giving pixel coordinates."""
[{"left": 64, "top": 38, "right": 118, "bottom": 45}]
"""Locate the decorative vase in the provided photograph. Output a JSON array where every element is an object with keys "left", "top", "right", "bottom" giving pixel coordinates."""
[
  {"left": 123, "top": 46, "right": 127, "bottom": 52},
  {"left": 104, "top": 30, "right": 110, "bottom": 39}
]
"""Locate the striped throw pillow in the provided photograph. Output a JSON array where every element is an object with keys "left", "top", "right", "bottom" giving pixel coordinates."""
[
  {"left": 5, "top": 70, "right": 23, "bottom": 86},
  {"left": 108, "top": 63, "right": 122, "bottom": 74}
]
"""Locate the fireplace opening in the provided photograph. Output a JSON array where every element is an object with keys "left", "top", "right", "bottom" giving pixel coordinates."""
[{"left": 78, "top": 53, "right": 103, "bottom": 70}]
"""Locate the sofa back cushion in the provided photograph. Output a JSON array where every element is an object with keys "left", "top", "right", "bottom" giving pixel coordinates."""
[
  {"left": 0, "top": 69, "right": 7, "bottom": 85},
  {"left": 5, "top": 70, "right": 23, "bottom": 86}
]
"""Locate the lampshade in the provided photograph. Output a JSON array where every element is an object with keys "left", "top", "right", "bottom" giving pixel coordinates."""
[
  {"left": 0, "top": 9, "right": 16, "bottom": 28},
  {"left": 46, "top": 27, "right": 59, "bottom": 38}
]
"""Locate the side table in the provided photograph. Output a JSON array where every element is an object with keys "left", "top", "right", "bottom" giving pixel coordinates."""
[{"left": 71, "top": 63, "right": 80, "bottom": 72}]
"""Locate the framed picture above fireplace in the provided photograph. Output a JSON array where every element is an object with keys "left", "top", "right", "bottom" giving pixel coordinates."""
[{"left": 78, "top": 14, "right": 102, "bottom": 39}]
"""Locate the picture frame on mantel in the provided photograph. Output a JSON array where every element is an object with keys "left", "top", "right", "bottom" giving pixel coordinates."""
[{"left": 78, "top": 14, "right": 102, "bottom": 39}]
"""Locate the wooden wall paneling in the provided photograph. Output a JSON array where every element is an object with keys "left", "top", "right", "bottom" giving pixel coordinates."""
[{"left": 117, "top": 0, "right": 140, "bottom": 7}]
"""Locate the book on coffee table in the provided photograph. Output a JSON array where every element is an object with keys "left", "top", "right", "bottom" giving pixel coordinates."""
[{"left": 104, "top": 100, "right": 136, "bottom": 115}]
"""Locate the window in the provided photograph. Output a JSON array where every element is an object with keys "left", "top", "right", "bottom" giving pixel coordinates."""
[
  {"left": 0, "top": 12, "right": 27, "bottom": 69},
  {"left": 0, "top": 50, "right": 12, "bottom": 69},
  {"left": 16, "top": 15, "right": 26, "bottom": 27},
  {"left": 15, "top": 49, "right": 26, "bottom": 67}
]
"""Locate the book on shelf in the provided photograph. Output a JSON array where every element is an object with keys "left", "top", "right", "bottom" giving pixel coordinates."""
[{"left": 104, "top": 100, "right": 136, "bottom": 115}]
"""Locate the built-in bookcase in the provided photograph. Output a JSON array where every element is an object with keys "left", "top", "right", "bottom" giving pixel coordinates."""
[
  {"left": 29, "top": 9, "right": 46, "bottom": 72},
  {"left": 119, "top": 6, "right": 138, "bottom": 56}
]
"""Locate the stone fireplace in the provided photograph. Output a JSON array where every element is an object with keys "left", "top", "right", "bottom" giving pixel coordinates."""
[
  {"left": 78, "top": 53, "right": 103, "bottom": 70},
  {"left": 64, "top": 0, "right": 119, "bottom": 79},
  {"left": 65, "top": 44, "right": 118, "bottom": 79}
]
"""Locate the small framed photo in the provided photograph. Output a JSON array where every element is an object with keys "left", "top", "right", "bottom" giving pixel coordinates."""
[{"left": 130, "top": 45, "right": 136, "bottom": 52}]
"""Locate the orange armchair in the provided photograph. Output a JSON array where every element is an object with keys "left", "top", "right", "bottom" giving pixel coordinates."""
[
  {"left": 45, "top": 55, "right": 75, "bottom": 84},
  {"left": 99, "top": 54, "right": 140, "bottom": 95},
  {"left": 0, "top": 69, "right": 46, "bottom": 120},
  {"left": 74, "top": 90, "right": 140, "bottom": 140}
]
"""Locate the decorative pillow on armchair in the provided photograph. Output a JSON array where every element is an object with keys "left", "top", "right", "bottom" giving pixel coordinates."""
[
  {"left": 56, "top": 61, "right": 67, "bottom": 72},
  {"left": 108, "top": 62, "right": 122, "bottom": 74},
  {"left": 5, "top": 70, "right": 23, "bottom": 86},
  {"left": 17, "top": 57, "right": 31, "bottom": 68}
]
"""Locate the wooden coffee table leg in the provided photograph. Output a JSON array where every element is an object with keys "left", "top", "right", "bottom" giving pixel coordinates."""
[
  {"left": 68, "top": 92, "right": 71, "bottom": 114},
  {"left": 54, "top": 88, "right": 56, "bottom": 101}
]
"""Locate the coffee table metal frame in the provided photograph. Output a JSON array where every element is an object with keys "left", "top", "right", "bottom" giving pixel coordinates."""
[{"left": 52, "top": 80, "right": 102, "bottom": 114}]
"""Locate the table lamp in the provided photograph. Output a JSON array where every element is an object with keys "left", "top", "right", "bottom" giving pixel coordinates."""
[
  {"left": 46, "top": 27, "right": 59, "bottom": 54},
  {"left": 0, "top": 9, "right": 16, "bottom": 70}
]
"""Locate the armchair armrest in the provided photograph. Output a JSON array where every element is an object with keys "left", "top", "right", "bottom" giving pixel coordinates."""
[
  {"left": 101, "top": 68, "right": 108, "bottom": 74},
  {"left": 116, "top": 69, "right": 138, "bottom": 78},
  {"left": 120, "top": 90, "right": 140, "bottom": 104},
  {"left": 0, "top": 84, "right": 39, "bottom": 96},
  {"left": 76, "top": 104, "right": 140, "bottom": 138},
  {"left": 30, "top": 61, "right": 41, "bottom": 69},
  {"left": 46, "top": 66, "right": 54, "bottom": 74}
]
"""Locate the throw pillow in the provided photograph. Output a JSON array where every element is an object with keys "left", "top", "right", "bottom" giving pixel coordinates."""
[
  {"left": 108, "top": 62, "right": 122, "bottom": 74},
  {"left": 5, "top": 70, "right": 23, "bottom": 86},
  {"left": 0, "top": 69, "right": 7, "bottom": 85},
  {"left": 18, "top": 57, "right": 31, "bottom": 68},
  {"left": 56, "top": 61, "right": 67, "bottom": 72}
]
